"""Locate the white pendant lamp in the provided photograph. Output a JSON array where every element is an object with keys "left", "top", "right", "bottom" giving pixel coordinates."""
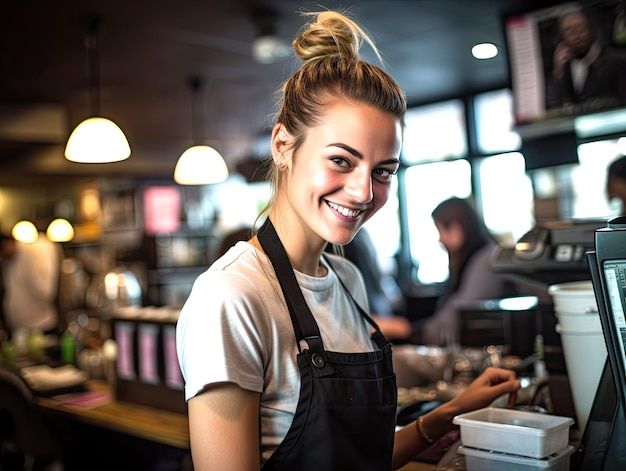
[
  {"left": 11, "top": 221, "right": 39, "bottom": 243},
  {"left": 174, "top": 77, "right": 228, "bottom": 185},
  {"left": 65, "top": 117, "right": 130, "bottom": 163},
  {"left": 174, "top": 145, "right": 229, "bottom": 185},
  {"left": 46, "top": 218, "right": 75, "bottom": 242},
  {"left": 64, "top": 15, "right": 130, "bottom": 164}
]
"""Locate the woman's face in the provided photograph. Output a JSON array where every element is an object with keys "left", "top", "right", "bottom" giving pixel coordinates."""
[
  {"left": 435, "top": 220, "right": 464, "bottom": 254},
  {"left": 276, "top": 100, "right": 402, "bottom": 246},
  {"left": 607, "top": 176, "right": 626, "bottom": 207}
]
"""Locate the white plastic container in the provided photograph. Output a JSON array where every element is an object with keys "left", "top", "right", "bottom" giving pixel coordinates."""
[
  {"left": 453, "top": 407, "right": 574, "bottom": 459},
  {"left": 548, "top": 280, "right": 606, "bottom": 432},
  {"left": 458, "top": 445, "right": 575, "bottom": 471}
]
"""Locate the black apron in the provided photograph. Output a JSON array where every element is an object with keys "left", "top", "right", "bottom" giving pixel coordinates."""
[{"left": 258, "top": 219, "right": 397, "bottom": 471}]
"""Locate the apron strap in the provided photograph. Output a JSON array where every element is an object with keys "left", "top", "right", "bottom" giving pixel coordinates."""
[{"left": 257, "top": 219, "right": 335, "bottom": 374}]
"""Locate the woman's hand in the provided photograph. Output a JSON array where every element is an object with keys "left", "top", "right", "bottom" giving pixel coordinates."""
[{"left": 450, "top": 367, "right": 521, "bottom": 414}]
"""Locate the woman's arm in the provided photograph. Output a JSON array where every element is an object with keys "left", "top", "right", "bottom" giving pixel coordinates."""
[
  {"left": 188, "top": 383, "right": 261, "bottom": 471},
  {"left": 391, "top": 367, "right": 520, "bottom": 469}
]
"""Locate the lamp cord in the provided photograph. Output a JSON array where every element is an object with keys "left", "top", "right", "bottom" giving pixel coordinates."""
[
  {"left": 189, "top": 77, "right": 204, "bottom": 145},
  {"left": 84, "top": 15, "right": 101, "bottom": 117}
]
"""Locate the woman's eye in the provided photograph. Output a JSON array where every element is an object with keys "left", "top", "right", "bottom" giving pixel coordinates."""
[
  {"left": 373, "top": 167, "right": 397, "bottom": 180},
  {"left": 330, "top": 157, "right": 351, "bottom": 168}
]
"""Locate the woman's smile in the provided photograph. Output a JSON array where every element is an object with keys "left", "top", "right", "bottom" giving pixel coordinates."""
[{"left": 325, "top": 200, "right": 363, "bottom": 220}]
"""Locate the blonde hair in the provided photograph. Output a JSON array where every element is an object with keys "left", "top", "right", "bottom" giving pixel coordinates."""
[{"left": 256, "top": 10, "right": 407, "bottom": 226}]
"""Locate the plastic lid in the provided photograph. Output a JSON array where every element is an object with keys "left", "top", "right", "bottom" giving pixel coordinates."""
[{"left": 548, "top": 280, "right": 593, "bottom": 296}]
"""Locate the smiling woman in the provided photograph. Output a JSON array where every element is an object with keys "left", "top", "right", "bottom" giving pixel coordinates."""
[
  {"left": 271, "top": 99, "right": 402, "bottom": 250},
  {"left": 175, "top": 9, "right": 520, "bottom": 471}
]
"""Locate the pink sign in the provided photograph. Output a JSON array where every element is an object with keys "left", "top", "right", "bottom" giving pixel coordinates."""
[
  {"left": 163, "top": 325, "right": 184, "bottom": 390},
  {"left": 143, "top": 186, "right": 181, "bottom": 235},
  {"left": 115, "top": 322, "right": 136, "bottom": 380},
  {"left": 138, "top": 323, "right": 160, "bottom": 384}
]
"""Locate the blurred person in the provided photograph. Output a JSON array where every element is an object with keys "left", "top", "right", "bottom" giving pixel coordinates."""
[
  {"left": 550, "top": 8, "right": 626, "bottom": 108},
  {"left": 176, "top": 11, "right": 520, "bottom": 470},
  {"left": 607, "top": 155, "right": 626, "bottom": 214},
  {"left": 0, "top": 233, "right": 17, "bottom": 335},
  {"left": 357, "top": 197, "right": 513, "bottom": 346},
  {"left": 2, "top": 233, "right": 62, "bottom": 335},
  {"left": 413, "top": 197, "right": 511, "bottom": 347}
]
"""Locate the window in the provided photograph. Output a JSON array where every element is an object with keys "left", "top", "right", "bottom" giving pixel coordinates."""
[
  {"left": 363, "top": 177, "right": 401, "bottom": 272},
  {"left": 474, "top": 89, "right": 521, "bottom": 154},
  {"left": 403, "top": 160, "right": 472, "bottom": 284},
  {"left": 475, "top": 152, "right": 534, "bottom": 246},
  {"left": 473, "top": 90, "right": 534, "bottom": 245},
  {"left": 571, "top": 139, "right": 624, "bottom": 219},
  {"left": 402, "top": 100, "right": 467, "bottom": 164}
]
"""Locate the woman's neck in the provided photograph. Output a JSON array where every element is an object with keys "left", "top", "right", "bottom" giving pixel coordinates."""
[{"left": 265, "top": 212, "right": 327, "bottom": 277}]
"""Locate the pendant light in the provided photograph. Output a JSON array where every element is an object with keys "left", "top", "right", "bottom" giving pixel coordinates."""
[
  {"left": 11, "top": 221, "right": 39, "bottom": 243},
  {"left": 174, "top": 77, "right": 229, "bottom": 185},
  {"left": 46, "top": 218, "right": 75, "bottom": 242},
  {"left": 65, "top": 15, "right": 130, "bottom": 163},
  {"left": 250, "top": 6, "right": 290, "bottom": 64}
]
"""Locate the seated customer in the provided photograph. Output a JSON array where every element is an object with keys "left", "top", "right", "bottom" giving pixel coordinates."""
[{"left": 413, "top": 197, "right": 512, "bottom": 346}]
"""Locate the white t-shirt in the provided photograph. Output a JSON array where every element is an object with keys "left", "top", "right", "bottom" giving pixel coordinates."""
[{"left": 176, "top": 241, "right": 375, "bottom": 463}]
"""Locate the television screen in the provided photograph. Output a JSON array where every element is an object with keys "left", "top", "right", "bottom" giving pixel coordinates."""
[
  {"left": 520, "top": 130, "right": 579, "bottom": 170},
  {"left": 504, "top": 0, "right": 626, "bottom": 127}
]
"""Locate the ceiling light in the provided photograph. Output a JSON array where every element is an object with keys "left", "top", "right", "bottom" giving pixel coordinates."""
[
  {"left": 46, "top": 218, "right": 75, "bottom": 242},
  {"left": 65, "top": 117, "right": 130, "bottom": 163},
  {"left": 175, "top": 145, "right": 229, "bottom": 184},
  {"left": 174, "top": 77, "right": 229, "bottom": 185},
  {"left": 251, "top": 34, "right": 290, "bottom": 64},
  {"left": 12, "top": 220, "right": 38, "bottom": 243},
  {"left": 250, "top": 6, "right": 290, "bottom": 64},
  {"left": 472, "top": 43, "right": 498, "bottom": 60},
  {"left": 65, "top": 15, "right": 130, "bottom": 163}
]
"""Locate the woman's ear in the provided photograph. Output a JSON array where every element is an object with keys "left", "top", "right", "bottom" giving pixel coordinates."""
[{"left": 271, "top": 123, "right": 293, "bottom": 169}]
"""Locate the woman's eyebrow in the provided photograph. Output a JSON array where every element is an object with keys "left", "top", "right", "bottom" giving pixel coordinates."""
[
  {"left": 327, "top": 143, "right": 400, "bottom": 166},
  {"left": 328, "top": 143, "right": 362, "bottom": 158}
]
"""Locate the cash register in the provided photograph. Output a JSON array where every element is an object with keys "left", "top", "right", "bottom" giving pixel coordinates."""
[
  {"left": 575, "top": 217, "right": 626, "bottom": 470},
  {"left": 489, "top": 219, "right": 607, "bottom": 422}
]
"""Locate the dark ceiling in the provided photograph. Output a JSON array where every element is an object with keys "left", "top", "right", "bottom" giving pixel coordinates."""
[{"left": 0, "top": 0, "right": 554, "bottom": 185}]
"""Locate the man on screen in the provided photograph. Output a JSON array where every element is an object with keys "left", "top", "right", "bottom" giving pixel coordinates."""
[{"left": 550, "top": 9, "right": 626, "bottom": 111}]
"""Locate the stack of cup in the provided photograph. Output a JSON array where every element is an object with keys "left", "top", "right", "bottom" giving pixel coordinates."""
[{"left": 548, "top": 280, "right": 606, "bottom": 433}]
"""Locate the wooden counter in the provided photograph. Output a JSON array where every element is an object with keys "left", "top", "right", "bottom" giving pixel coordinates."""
[
  {"left": 37, "top": 381, "right": 438, "bottom": 470},
  {"left": 37, "top": 382, "right": 190, "bottom": 450}
]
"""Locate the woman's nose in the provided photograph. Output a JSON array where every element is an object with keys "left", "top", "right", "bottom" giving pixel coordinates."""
[{"left": 346, "top": 171, "right": 373, "bottom": 203}]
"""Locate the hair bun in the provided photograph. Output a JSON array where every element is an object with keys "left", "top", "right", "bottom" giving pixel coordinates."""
[{"left": 293, "top": 11, "right": 366, "bottom": 63}]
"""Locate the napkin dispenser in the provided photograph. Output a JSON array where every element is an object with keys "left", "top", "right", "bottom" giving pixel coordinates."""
[{"left": 111, "top": 308, "right": 185, "bottom": 414}]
